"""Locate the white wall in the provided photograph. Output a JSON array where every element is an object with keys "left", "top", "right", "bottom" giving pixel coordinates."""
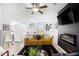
[{"left": 13, "top": 14, "right": 58, "bottom": 44}]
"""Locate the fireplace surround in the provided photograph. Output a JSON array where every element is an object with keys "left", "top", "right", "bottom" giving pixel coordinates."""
[
  {"left": 58, "top": 33, "right": 77, "bottom": 53},
  {"left": 60, "top": 34, "right": 77, "bottom": 47}
]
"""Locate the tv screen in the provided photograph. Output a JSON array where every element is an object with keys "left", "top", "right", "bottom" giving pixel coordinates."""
[{"left": 57, "top": 8, "right": 74, "bottom": 25}]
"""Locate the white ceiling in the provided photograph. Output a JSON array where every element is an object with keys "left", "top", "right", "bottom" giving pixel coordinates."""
[{"left": 0, "top": 3, "right": 67, "bottom": 24}]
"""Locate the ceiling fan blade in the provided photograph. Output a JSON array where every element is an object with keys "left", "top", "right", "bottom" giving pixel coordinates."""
[
  {"left": 25, "top": 8, "right": 32, "bottom": 9},
  {"left": 53, "top": 3, "right": 56, "bottom": 5},
  {"left": 39, "top": 5, "right": 47, "bottom": 9},
  {"left": 31, "top": 12, "right": 34, "bottom": 14},
  {"left": 38, "top": 10, "right": 43, "bottom": 14}
]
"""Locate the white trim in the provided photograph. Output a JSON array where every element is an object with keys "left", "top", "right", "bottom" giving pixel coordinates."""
[{"left": 53, "top": 44, "right": 67, "bottom": 54}]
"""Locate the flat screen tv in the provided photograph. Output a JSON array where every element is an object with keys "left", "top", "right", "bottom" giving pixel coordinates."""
[{"left": 57, "top": 8, "right": 74, "bottom": 25}]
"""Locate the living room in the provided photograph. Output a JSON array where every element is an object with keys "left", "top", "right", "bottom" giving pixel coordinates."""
[{"left": 0, "top": 3, "right": 79, "bottom": 56}]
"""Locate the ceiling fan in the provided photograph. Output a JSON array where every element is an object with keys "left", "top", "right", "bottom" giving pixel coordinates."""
[{"left": 25, "top": 3, "right": 47, "bottom": 14}]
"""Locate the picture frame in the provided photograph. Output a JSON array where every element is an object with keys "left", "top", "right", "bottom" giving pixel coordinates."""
[{"left": 3, "top": 24, "right": 10, "bottom": 31}]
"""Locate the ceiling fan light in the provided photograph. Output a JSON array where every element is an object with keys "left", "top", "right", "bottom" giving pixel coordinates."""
[{"left": 33, "top": 8, "right": 38, "bottom": 12}]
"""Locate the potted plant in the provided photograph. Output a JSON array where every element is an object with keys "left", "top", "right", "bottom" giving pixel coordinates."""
[{"left": 28, "top": 45, "right": 41, "bottom": 56}]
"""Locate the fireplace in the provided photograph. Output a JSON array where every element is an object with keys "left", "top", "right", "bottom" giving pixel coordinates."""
[{"left": 60, "top": 34, "right": 77, "bottom": 47}]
